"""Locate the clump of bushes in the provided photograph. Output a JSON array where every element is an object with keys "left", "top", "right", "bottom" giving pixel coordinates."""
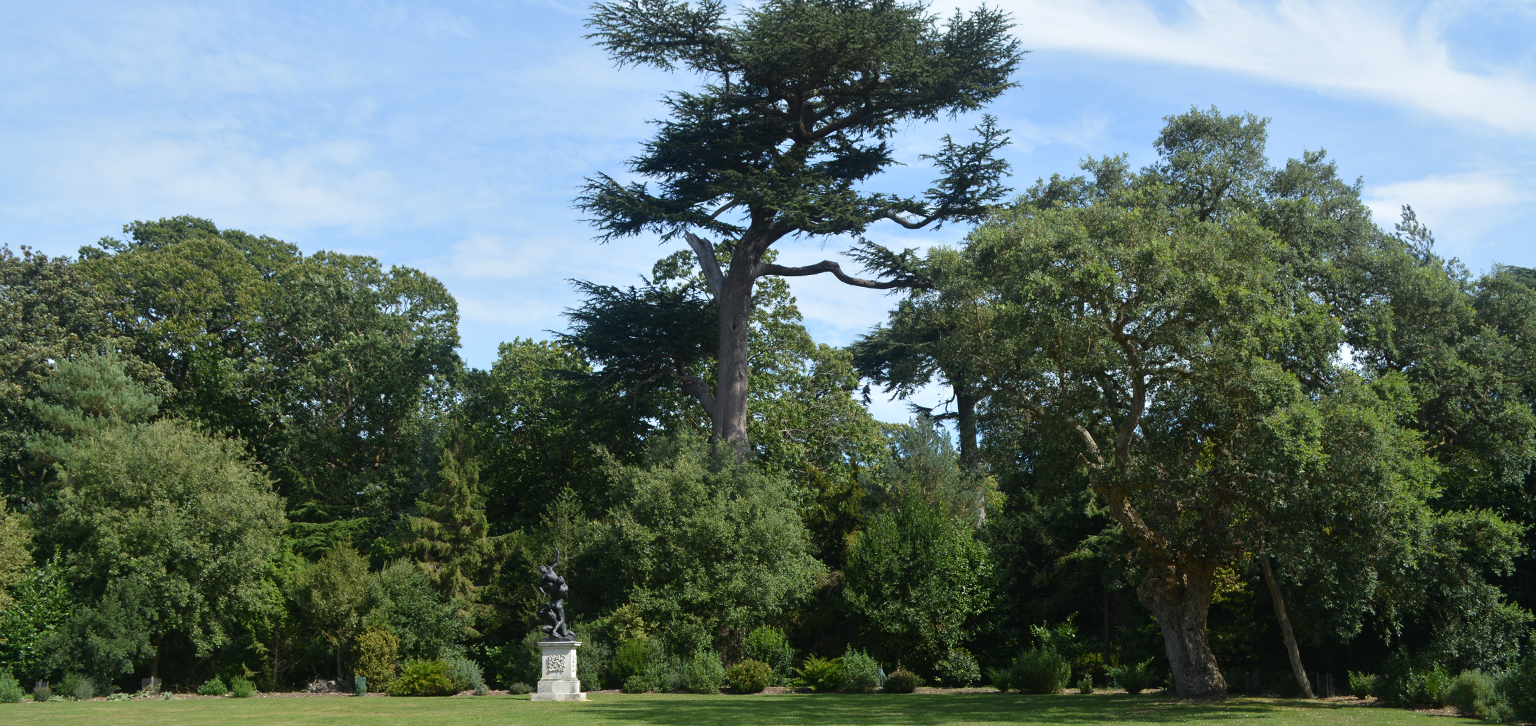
[
  {"left": 742, "top": 627, "right": 796, "bottom": 686},
  {"left": 445, "top": 653, "right": 485, "bottom": 694},
  {"left": 1348, "top": 670, "right": 1374, "bottom": 698},
  {"left": 1077, "top": 675, "right": 1094, "bottom": 694},
  {"left": 1106, "top": 658, "right": 1157, "bottom": 695},
  {"left": 795, "top": 655, "right": 844, "bottom": 692},
  {"left": 507, "top": 681, "right": 534, "bottom": 695},
  {"left": 610, "top": 637, "right": 651, "bottom": 690},
  {"left": 1446, "top": 670, "right": 1511, "bottom": 722},
  {"left": 682, "top": 649, "right": 724, "bottom": 694},
  {"left": 936, "top": 649, "right": 980, "bottom": 687},
  {"left": 841, "top": 648, "right": 880, "bottom": 693},
  {"left": 32, "top": 682, "right": 50, "bottom": 702},
  {"left": 1500, "top": 653, "right": 1536, "bottom": 724},
  {"left": 198, "top": 677, "right": 227, "bottom": 696},
  {"left": 59, "top": 673, "right": 94, "bottom": 701},
  {"left": 725, "top": 659, "right": 772, "bottom": 694},
  {"left": 883, "top": 669, "right": 921, "bottom": 693},
  {"left": 1376, "top": 652, "right": 1450, "bottom": 707},
  {"left": 387, "top": 659, "right": 457, "bottom": 696},
  {"left": 355, "top": 626, "right": 401, "bottom": 690},
  {"left": 622, "top": 675, "right": 650, "bottom": 693},
  {"left": 0, "top": 671, "right": 23, "bottom": 703},
  {"left": 992, "top": 648, "right": 1071, "bottom": 694},
  {"left": 230, "top": 677, "right": 256, "bottom": 698}
]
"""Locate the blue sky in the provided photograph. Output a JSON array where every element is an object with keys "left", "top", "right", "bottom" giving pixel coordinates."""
[{"left": 5, "top": 0, "right": 1534, "bottom": 422}]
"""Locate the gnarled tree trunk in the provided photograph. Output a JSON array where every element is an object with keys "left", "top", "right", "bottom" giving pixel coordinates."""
[{"left": 1137, "top": 564, "right": 1227, "bottom": 699}]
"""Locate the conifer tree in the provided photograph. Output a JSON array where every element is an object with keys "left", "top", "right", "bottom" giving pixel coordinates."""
[{"left": 404, "top": 428, "right": 498, "bottom": 628}]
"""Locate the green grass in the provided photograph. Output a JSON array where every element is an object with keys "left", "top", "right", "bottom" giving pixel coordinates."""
[{"left": 0, "top": 692, "right": 1477, "bottom": 726}]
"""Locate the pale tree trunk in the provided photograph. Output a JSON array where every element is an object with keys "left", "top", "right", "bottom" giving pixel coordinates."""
[
  {"left": 713, "top": 268, "right": 755, "bottom": 449},
  {"left": 1260, "top": 556, "right": 1314, "bottom": 699},
  {"left": 1137, "top": 564, "right": 1227, "bottom": 699}
]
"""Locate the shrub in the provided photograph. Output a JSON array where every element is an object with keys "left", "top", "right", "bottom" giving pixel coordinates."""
[
  {"left": 1348, "top": 671, "right": 1374, "bottom": 698},
  {"left": 725, "top": 659, "right": 772, "bottom": 694},
  {"left": 936, "top": 648, "right": 980, "bottom": 687},
  {"left": 230, "top": 677, "right": 255, "bottom": 698},
  {"left": 0, "top": 671, "right": 23, "bottom": 703},
  {"left": 622, "top": 675, "right": 650, "bottom": 693},
  {"left": 387, "top": 659, "right": 457, "bottom": 697},
  {"left": 508, "top": 681, "right": 534, "bottom": 695},
  {"left": 197, "top": 677, "right": 227, "bottom": 696},
  {"left": 841, "top": 648, "right": 880, "bottom": 693},
  {"left": 883, "top": 669, "right": 921, "bottom": 693},
  {"left": 742, "top": 627, "right": 796, "bottom": 685},
  {"left": 1498, "top": 651, "right": 1536, "bottom": 724},
  {"left": 1010, "top": 648, "right": 1071, "bottom": 694},
  {"left": 610, "top": 637, "right": 651, "bottom": 689},
  {"left": 576, "top": 638, "right": 610, "bottom": 693},
  {"left": 796, "top": 655, "right": 844, "bottom": 692},
  {"left": 355, "top": 626, "right": 401, "bottom": 689},
  {"left": 1447, "top": 670, "right": 1509, "bottom": 721},
  {"left": 1108, "top": 658, "right": 1157, "bottom": 695},
  {"left": 1078, "top": 675, "right": 1094, "bottom": 694},
  {"left": 682, "top": 650, "right": 724, "bottom": 694},
  {"left": 58, "top": 673, "right": 94, "bottom": 701},
  {"left": 444, "top": 653, "right": 485, "bottom": 693},
  {"left": 1377, "top": 652, "right": 1450, "bottom": 707},
  {"left": 32, "top": 683, "right": 50, "bottom": 702},
  {"left": 987, "top": 667, "right": 1011, "bottom": 692}
]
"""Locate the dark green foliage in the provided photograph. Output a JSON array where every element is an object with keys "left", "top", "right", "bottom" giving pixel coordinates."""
[
  {"left": 0, "top": 559, "right": 74, "bottom": 683},
  {"left": 1108, "top": 659, "right": 1158, "bottom": 695},
  {"left": 1077, "top": 675, "right": 1093, "bottom": 695},
  {"left": 1005, "top": 648, "right": 1071, "bottom": 695},
  {"left": 611, "top": 637, "right": 651, "bottom": 689},
  {"left": 1348, "top": 671, "right": 1374, "bottom": 698},
  {"left": 936, "top": 648, "right": 980, "bottom": 687},
  {"left": 1377, "top": 651, "right": 1451, "bottom": 707},
  {"left": 364, "top": 560, "right": 466, "bottom": 661},
  {"left": 1447, "top": 670, "right": 1508, "bottom": 721},
  {"left": 235, "top": 676, "right": 263, "bottom": 698},
  {"left": 507, "top": 681, "right": 533, "bottom": 695},
  {"left": 682, "top": 649, "right": 724, "bottom": 694},
  {"left": 622, "top": 675, "right": 650, "bottom": 694},
  {"left": 577, "top": 639, "right": 610, "bottom": 692},
  {"left": 197, "top": 677, "right": 226, "bottom": 696},
  {"left": 742, "top": 626, "right": 796, "bottom": 685},
  {"left": 841, "top": 647, "right": 880, "bottom": 693},
  {"left": 0, "top": 671, "right": 22, "bottom": 703},
  {"left": 883, "top": 669, "right": 921, "bottom": 693},
  {"left": 1496, "top": 645, "right": 1536, "bottom": 722},
  {"left": 795, "top": 655, "right": 844, "bottom": 692},
  {"left": 725, "top": 659, "right": 772, "bottom": 694},
  {"left": 403, "top": 427, "right": 499, "bottom": 627},
  {"left": 386, "top": 660, "right": 456, "bottom": 697},
  {"left": 844, "top": 492, "right": 990, "bottom": 671},
  {"left": 444, "top": 652, "right": 485, "bottom": 693}
]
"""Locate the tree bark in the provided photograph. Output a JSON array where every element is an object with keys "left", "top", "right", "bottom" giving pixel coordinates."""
[
  {"left": 150, "top": 636, "right": 161, "bottom": 682},
  {"left": 956, "top": 387, "right": 980, "bottom": 468},
  {"left": 1260, "top": 556, "right": 1314, "bottom": 699},
  {"left": 714, "top": 262, "right": 756, "bottom": 451},
  {"left": 1137, "top": 564, "right": 1227, "bottom": 699}
]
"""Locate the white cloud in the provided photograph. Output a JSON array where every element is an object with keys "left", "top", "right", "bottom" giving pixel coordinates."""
[
  {"left": 991, "top": 0, "right": 1536, "bottom": 135},
  {"left": 1364, "top": 169, "right": 1529, "bottom": 255}
]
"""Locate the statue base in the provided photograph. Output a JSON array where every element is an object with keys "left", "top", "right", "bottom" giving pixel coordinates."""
[{"left": 530, "top": 640, "right": 586, "bottom": 701}]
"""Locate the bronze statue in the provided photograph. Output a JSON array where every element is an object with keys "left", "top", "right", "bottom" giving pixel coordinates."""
[{"left": 536, "top": 549, "right": 574, "bottom": 640}]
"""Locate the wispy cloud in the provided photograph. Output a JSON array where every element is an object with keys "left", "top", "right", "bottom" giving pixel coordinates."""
[
  {"left": 991, "top": 0, "right": 1536, "bottom": 135},
  {"left": 1365, "top": 170, "right": 1529, "bottom": 255}
]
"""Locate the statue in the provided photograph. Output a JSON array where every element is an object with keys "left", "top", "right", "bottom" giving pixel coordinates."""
[{"left": 536, "top": 549, "right": 574, "bottom": 640}]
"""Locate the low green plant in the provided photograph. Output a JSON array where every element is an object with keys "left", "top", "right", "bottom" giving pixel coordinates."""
[
  {"left": 387, "top": 659, "right": 457, "bottom": 697},
  {"left": 609, "top": 637, "right": 651, "bottom": 689},
  {"left": 444, "top": 653, "right": 485, "bottom": 693},
  {"left": 32, "top": 682, "right": 51, "bottom": 702},
  {"left": 508, "top": 681, "right": 534, "bottom": 695},
  {"left": 1497, "top": 650, "right": 1536, "bottom": 724},
  {"left": 1078, "top": 675, "right": 1093, "bottom": 694},
  {"left": 742, "top": 627, "right": 797, "bottom": 685},
  {"left": 1107, "top": 658, "right": 1157, "bottom": 695},
  {"left": 795, "top": 655, "right": 844, "bottom": 692},
  {"left": 230, "top": 677, "right": 255, "bottom": 698},
  {"left": 0, "top": 671, "right": 23, "bottom": 703},
  {"left": 622, "top": 674, "right": 650, "bottom": 693},
  {"left": 725, "top": 659, "right": 772, "bottom": 694},
  {"left": 197, "top": 677, "right": 227, "bottom": 696},
  {"left": 1010, "top": 648, "right": 1071, "bottom": 694},
  {"left": 841, "top": 648, "right": 880, "bottom": 693},
  {"left": 1377, "top": 651, "right": 1450, "bottom": 707},
  {"left": 936, "top": 648, "right": 980, "bottom": 687},
  {"left": 987, "top": 666, "right": 1011, "bottom": 692},
  {"left": 1447, "top": 670, "right": 1509, "bottom": 722},
  {"left": 883, "top": 669, "right": 921, "bottom": 693},
  {"left": 682, "top": 649, "right": 724, "bottom": 694},
  {"left": 1348, "top": 671, "right": 1374, "bottom": 698}
]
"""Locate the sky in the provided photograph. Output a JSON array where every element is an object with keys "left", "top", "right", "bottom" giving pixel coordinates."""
[{"left": 4, "top": 0, "right": 1534, "bottom": 422}]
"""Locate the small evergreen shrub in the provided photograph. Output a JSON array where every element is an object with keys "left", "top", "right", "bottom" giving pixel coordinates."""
[
  {"left": 936, "top": 648, "right": 980, "bottom": 687},
  {"left": 72, "top": 677, "right": 95, "bottom": 701},
  {"left": 508, "top": 681, "right": 534, "bottom": 695},
  {"left": 1378, "top": 652, "right": 1450, "bottom": 707},
  {"left": 1107, "top": 659, "right": 1156, "bottom": 695},
  {"left": 742, "top": 627, "right": 797, "bottom": 685},
  {"left": 1010, "top": 648, "right": 1071, "bottom": 694},
  {"left": 1497, "top": 652, "right": 1536, "bottom": 724},
  {"left": 198, "top": 677, "right": 227, "bottom": 696},
  {"left": 882, "top": 669, "right": 921, "bottom": 693},
  {"left": 577, "top": 639, "right": 611, "bottom": 693},
  {"left": 230, "top": 677, "right": 255, "bottom": 698},
  {"left": 1078, "top": 675, "right": 1094, "bottom": 694},
  {"left": 725, "top": 659, "right": 772, "bottom": 694},
  {"left": 795, "top": 655, "right": 844, "bottom": 692},
  {"left": 622, "top": 675, "right": 650, "bottom": 693},
  {"left": 610, "top": 638, "right": 651, "bottom": 689},
  {"left": 444, "top": 653, "right": 485, "bottom": 693},
  {"left": 841, "top": 648, "right": 880, "bottom": 693},
  {"left": 1447, "top": 670, "right": 1509, "bottom": 721},
  {"left": 355, "top": 626, "right": 400, "bottom": 689},
  {"left": 987, "top": 666, "right": 1011, "bottom": 692},
  {"left": 387, "top": 659, "right": 457, "bottom": 697},
  {"left": 0, "top": 671, "right": 23, "bottom": 703},
  {"left": 682, "top": 650, "right": 724, "bottom": 694},
  {"left": 32, "top": 683, "right": 50, "bottom": 702},
  {"left": 1348, "top": 671, "right": 1374, "bottom": 698}
]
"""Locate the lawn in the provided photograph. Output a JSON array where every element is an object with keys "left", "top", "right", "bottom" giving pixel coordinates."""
[{"left": 0, "top": 692, "right": 1477, "bottom": 726}]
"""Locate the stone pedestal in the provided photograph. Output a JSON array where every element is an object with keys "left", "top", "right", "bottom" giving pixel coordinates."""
[{"left": 530, "top": 640, "right": 586, "bottom": 701}]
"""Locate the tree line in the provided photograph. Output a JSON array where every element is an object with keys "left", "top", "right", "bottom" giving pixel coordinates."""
[{"left": 0, "top": 0, "right": 1532, "bottom": 707}]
